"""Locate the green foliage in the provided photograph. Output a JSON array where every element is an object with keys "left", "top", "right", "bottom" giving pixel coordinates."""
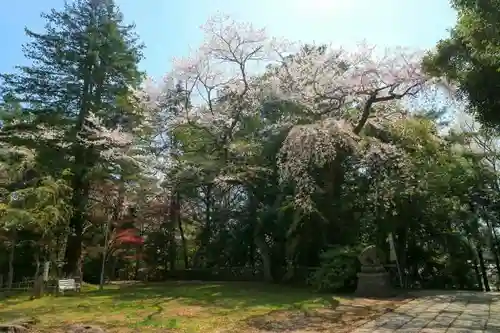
[
  {"left": 0, "top": 175, "right": 72, "bottom": 232},
  {"left": 309, "top": 246, "right": 362, "bottom": 292},
  {"left": 0, "top": 2, "right": 144, "bottom": 188},
  {"left": 0, "top": 0, "right": 147, "bottom": 275},
  {"left": 423, "top": 0, "right": 500, "bottom": 130}
]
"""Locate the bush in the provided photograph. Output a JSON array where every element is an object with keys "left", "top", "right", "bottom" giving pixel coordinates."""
[{"left": 309, "top": 245, "right": 361, "bottom": 292}]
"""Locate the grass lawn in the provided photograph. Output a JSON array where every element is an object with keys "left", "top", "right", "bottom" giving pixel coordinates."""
[{"left": 0, "top": 281, "right": 409, "bottom": 332}]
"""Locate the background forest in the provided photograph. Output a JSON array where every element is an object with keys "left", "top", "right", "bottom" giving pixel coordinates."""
[{"left": 1, "top": 0, "right": 500, "bottom": 293}]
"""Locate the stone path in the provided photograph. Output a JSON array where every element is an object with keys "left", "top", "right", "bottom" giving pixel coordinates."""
[{"left": 350, "top": 291, "right": 500, "bottom": 332}]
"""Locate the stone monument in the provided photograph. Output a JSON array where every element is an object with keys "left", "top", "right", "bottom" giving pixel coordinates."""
[{"left": 355, "top": 245, "right": 396, "bottom": 297}]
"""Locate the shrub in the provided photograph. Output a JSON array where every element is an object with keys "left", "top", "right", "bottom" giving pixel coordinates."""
[{"left": 309, "top": 245, "right": 361, "bottom": 292}]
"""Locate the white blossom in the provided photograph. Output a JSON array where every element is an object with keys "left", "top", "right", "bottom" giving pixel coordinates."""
[{"left": 142, "top": 14, "right": 445, "bottom": 207}]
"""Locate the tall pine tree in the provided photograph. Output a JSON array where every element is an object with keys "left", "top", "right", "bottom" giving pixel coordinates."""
[{"left": 0, "top": 0, "right": 144, "bottom": 276}]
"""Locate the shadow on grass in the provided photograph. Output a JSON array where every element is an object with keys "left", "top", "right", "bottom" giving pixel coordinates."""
[
  {"left": 84, "top": 281, "right": 339, "bottom": 310},
  {"left": 244, "top": 296, "right": 393, "bottom": 332},
  {"left": 0, "top": 296, "right": 32, "bottom": 309},
  {"left": 0, "top": 282, "right": 341, "bottom": 330},
  {"left": 0, "top": 282, "right": 412, "bottom": 332},
  {"left": 0, "top": 306, "right": 58, "bottom": 322},
  {"left": 246, "top": 309, "right": 335, "bottom": 332}
]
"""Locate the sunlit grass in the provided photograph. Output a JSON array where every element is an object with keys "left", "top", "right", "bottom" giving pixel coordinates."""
[{"left": 0, "top": 281, "right": 405, "bottom": 332}]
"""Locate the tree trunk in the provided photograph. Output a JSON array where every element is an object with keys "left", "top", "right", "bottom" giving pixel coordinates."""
[
  {"left": 192, "top": 185, "right": 212, "bottom": 269},
  {"left": 64, "top": 48, "right": 95, "bottom": 277},
  {"left": 33, "top": 251, "right": 41, "bottom": 281},
  {"left": 167, "top": 195, "right": 178, "bottom": 271},
  {"left": 134, "top": 249, "right": 140, "bottom": 280},
  {"left": 468, "top": 237, "right": 483, "bottom": 290},
  {"left": 54, "top": 234, "right": 66, "bottom": 278},
  {"left": 472, "top": 257, "right": 483, "bottom": 291},
  {"left": 491, "top": 240, "right": 500, "bottom": 290},
  {"left": 135, "top": 216, "right": 146, "bottom": 280},
  {"left": 254, "top": 223, "right": 273, "bottom": 282},
  {"left": 202, "top": 184, "right": 212, "bottom": 250},
  {"left": 177, "top": 210, "right": 189, "bottom": 269},
  {"left": 486, "top": 220, "right": 500, "bottom": 290},
  {"left": 168, "top": 234, "right": 177, "bottom": 270},
  {"left": 99, "top": 219, "right": 112, "bottom": 290},
  {"left": 395, "top": 226, "right": 409, "bottom": 288},
  {"left": 492, "top": 223, "right": 500, "bottom": 253},
  {"left": 31, "top": 275, "right": 44, "bottom": 300},
  {"left": 63, "top": 161, "right": 89, "bottom": 277},
  {"left": 111, "top": 255, "right": 118, "bottom": 280},
  {"left": 102, "top": 182, "right": 125, "bottom": 285},
  {"left": 7, "top": 236, "right": 15, "bottom": 290},
  {"left": 63, "top": 202, "right": 85, "bottom": 277},
  {"left": 77, "top": 250, "right": 84, "bottom": 281},
  {"left": 282, "top": 237, "right": 299, "bottom": 282},
  {"left": 476, "top": 245, "right": 490, "bottom": 291},
  {"left": 249, "top": 234, "right": 255, "bottom": 269}
]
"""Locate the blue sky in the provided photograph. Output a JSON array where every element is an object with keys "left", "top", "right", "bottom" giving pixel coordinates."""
[{"left": 0, "top": 0, "right": 456, "bottom": 80}]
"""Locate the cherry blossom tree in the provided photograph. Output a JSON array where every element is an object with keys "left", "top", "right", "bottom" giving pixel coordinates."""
[
  {"left": 149, "top": 14, "right": 432, "bottom": 211},
  {"left": 273, "top": 44, "right": 429, "bottom": 208},
  {"left": 127, "top": 14, "right": 437, "bottom": 279},
  {"left": 166, "top": 15, "right": 278, "bottom": 154}
]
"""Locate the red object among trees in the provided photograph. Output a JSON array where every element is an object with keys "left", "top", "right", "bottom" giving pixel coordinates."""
[{"left": 114, "top": 228, "right": 144, "bottom": 245}]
